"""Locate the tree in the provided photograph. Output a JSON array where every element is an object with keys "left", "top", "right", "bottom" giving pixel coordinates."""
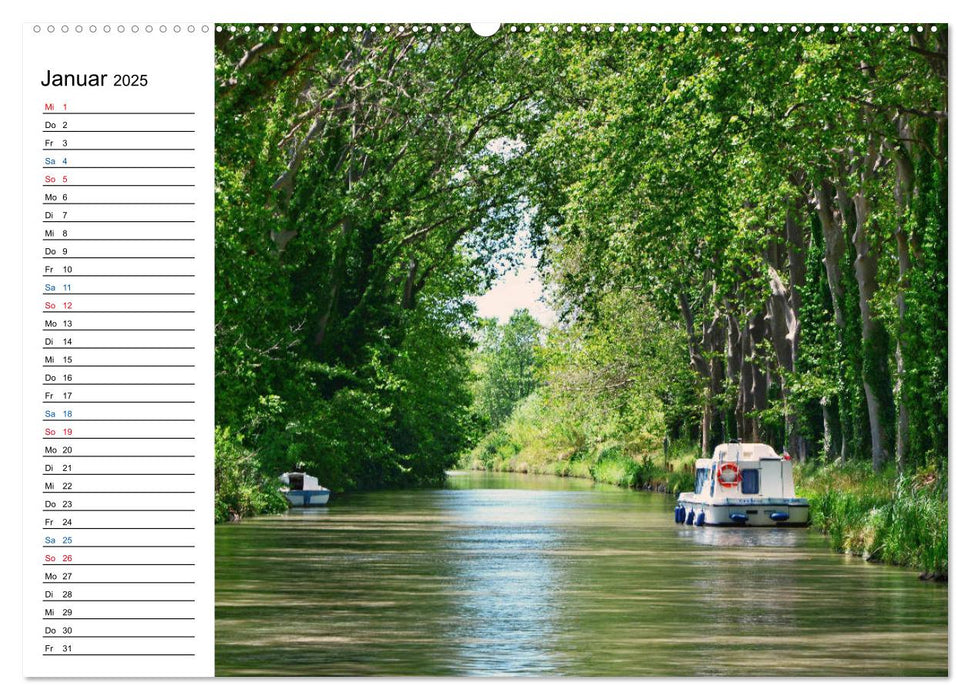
[{"left": 474, "top": 309, "right": 544, "bottom": 429}]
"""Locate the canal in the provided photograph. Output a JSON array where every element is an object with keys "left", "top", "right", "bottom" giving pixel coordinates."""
[{"left": 215, "top": 470, "right": 947, "bottom": 676}]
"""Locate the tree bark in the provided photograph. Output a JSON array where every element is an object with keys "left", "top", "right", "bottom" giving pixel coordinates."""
[
  {"left": 702, "top": 312, "right": 726, "bottom": 451},
  {"left": 678, "top": 291, "right": 716, "bottom": 455},
  {"left": 852, "top": 133, "right": 893, "bottom": 472},
  {"left": 815, "top": 180, "right": 847, "bottom": 331},
  {"left": 892, "top": 116, "right": 916, "bottom": 472},
  {"left": 766, "top": 264, "right": 802, "bottom": 459},
  {"left": 821, "top": 396, "right": 837, "bottom": 460},
  {"left": 736, "top": 310, "right": 767, "bottom": 442}
]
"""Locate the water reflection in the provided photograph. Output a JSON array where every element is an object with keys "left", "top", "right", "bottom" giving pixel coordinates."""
[
  {"left": 443, "top": 490, "right": 564, "bottom": 675},
  {"left": 215, "top": 471, "right": 947, "bottom": 676},
  {"left": 681, "top": 525, "right": 811, "bottom": 549}
]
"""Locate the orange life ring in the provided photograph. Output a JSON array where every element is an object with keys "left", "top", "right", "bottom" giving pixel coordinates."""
[{"left": 717, "top": 462, "right": 740, "bottom": 488}]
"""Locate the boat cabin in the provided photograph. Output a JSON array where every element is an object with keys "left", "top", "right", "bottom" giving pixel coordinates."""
[
  {"left": 280, "top": 471, "right": 322, "bottom": 491},
  {"left": 676, "top": 441, "right": 808, "bottom": 526},
  {"left": 693, "top": 442, "right": 796, "bottom": 500},
  {"left": 278, "top": 470, "right": 331, "bottom": 507}
]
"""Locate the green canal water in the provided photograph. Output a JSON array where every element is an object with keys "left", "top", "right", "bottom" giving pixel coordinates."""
[{"left": 215, "top": 470, "right": 948, "bottom": 676}]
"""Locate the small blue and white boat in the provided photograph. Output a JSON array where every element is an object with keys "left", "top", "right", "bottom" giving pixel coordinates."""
[
  {"left": 279, "top": 470, "right": 331, "bottom": 507},
  {"left": 674, "top": 441, "right": 809, "bottom": 527}
]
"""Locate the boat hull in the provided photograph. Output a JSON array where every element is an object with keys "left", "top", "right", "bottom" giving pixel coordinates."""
[
  {"left": 284, "top": 489, "right": 331, "bottom": 507},
  {"left": 677, "top": 497, "right": 809, "bottom": 526}
]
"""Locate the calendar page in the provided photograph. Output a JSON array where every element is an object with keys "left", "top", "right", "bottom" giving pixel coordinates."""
[
  {"left": 16, "top": 2, "right": 957, "bottom": 690},
  {"left": 22, "top": 22, "right": 215, "bottom": 677}
]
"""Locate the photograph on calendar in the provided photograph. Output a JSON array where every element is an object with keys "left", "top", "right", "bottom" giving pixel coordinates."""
[{"left": 211, "top": 23, "right": 948, "bottom": 676}]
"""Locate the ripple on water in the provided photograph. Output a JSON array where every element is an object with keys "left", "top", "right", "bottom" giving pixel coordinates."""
[{"left": 215, "top": 471, "right": 947, "bottom": 676}]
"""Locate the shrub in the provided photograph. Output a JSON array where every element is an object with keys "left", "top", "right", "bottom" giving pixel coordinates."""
[
  {"left": 214, "top": 427, "right": 288, "bottom": 522},
  {"left": 799, "top": 462, "right": 948, "bottom": 578}
]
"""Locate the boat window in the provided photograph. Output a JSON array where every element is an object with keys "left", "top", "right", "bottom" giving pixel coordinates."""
[
  {"left": 289, "top": 474, "right": 304, "bottom": 490},
  {"left": 694, "top": 468, "right": 709, "bottom": 494},
  {"left": 741, "top": 469, "right": 759, "bottom": 494}
]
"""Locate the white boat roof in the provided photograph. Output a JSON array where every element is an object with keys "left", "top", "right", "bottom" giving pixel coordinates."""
[
  {"left": 712, "top": 443, "right": 781, "bottom": 462},
  {"left": 279, "top": 471, "right": 322, "bottom": 489}
]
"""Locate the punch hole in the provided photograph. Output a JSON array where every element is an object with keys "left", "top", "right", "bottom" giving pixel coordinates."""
[{"left": 470, "top": 23, "right": 501, "bottom": 37}]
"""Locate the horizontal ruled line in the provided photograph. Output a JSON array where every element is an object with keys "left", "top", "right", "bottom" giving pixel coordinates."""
[
  {"left": 43, "top": 402, "right": 195, "bottom": 404},
  {"left": 43, "top": 202, "right": 195, "bottom": 205},
  {"left": 43, "top": 419, "right": 195, "bottom": 422},
  {"left": 44, "top": 635, "right": 195, "bottom": 638},
  {"left": 44, "top": 527, "right": 195, "bottom": 530},
  {"left": 44, "top": 652, "right": 195, "bottom": 656},
  {"left": 43, "top": 148, "right": 196, "bottom": 151},
  {"left": 43, "top": 544, "right": 194, "bottom": 547},
  {"left": 43, "top": 293, "right": 195, "bottom": 296},
  {"left": 43, "top": 365, "right": 196, "bottom": 367},
  {"left": 41, "top": 221, "right": 195, "bottom": 224},
  {"left": 44, "top": 635, "right": 196, "bottom": 638},
  {"left": 42, "top": 580, "right": 195, "bottom": 583},
  {"left": 43, "top": 166, "right": 195, "bottom": 169},
  {"left": 43, "top": 564, "right": 195, "bottom": 566},
  {"left": 43, "top": 111, "right": 196, "bottom": 115},
  {"left": 43, "top": 490, "right": 195, "bottom": 493},
  {"left": 43, "top": 601, "right": 194, "bottom": 604},
  {"left": 48, "top": 238, "right": 196, "bottom": 242},
  {"left": 44, "top": 130, "right": 196, "bottom": 133},
  {"left": 43, "top": 309, "right": 195, "bottom": 312},
  {"left": 44, "top": 184, "right": 195, "bottom": 187},
  {"left": 42, "top": 654, "right": 196, "bottom": 657}
]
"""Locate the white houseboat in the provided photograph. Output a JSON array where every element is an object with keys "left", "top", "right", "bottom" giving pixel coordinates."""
[
  {"left": 279, "top": 470, "right": 331, "bottom": 507},
  {"left": 674, "top": 441, "right": 809, "bottom": 526}
]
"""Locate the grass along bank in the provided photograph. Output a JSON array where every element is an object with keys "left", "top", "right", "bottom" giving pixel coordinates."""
[
  {"left": 462, "top": 393, "right": 697, "bottom": 494},
  {"left": 796, "top": 460, "right": 948, "bottom": 580},
  {"left": 464, "top": 397, "right": 948, "bottom": 579}
]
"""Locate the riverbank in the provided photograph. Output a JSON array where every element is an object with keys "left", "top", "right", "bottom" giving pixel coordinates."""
[
  {"left": 462, "top": 427, "right": 697, "bottom": 494},
  {"left": 795, "top": 460, "right": 948, "bottom": 580},
  {"left": 464, "top": 432, "right": 948, "bottom": 579},
  {"left": 214, "top": 428, "right": 289, "bottom": 523}
]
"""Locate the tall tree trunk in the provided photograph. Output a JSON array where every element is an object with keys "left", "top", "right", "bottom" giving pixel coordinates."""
[
  {"left": 892, "top": 117, "right": 915, "bottom": 472},
  {"left": 750, "top": 312, "right": 768, "bottom": 441},
  {"left": 786, "top": 206, "right": 809, "bottom": 460},
  {"left": 737, "top": 310, "right": 767, "bottom": 442},
  {"left": 766, "top": 264, "right": 801, "bottom": 459},
  {"left": 725, "top": 310, "right": 742, "bottom": 441},
  {"left": 735, "top": 314, "right": 749, "bottom": 440},
  {"left": 765, "top": 206, "right": 807, "bottom": 460},
  {"left": 703, "top": 312, "right": 726, "bottom": 451},
  {"left": 701, "top": 391, "right": 712, "bottom": 458},
  {"left": 821, "top": 396, "right": 837, "bottom": 460},
  {"left": 852, "top": 133, "right": 893, "bottom": 472},
  {"left": 815, "top": 179, "right": 851, "bottom": 462},
  {"left": 815, "top": 180, "right": 847, "bottom": 331},
  {"left": 678, "top": 290, "right": 714, "bottom": 455}
]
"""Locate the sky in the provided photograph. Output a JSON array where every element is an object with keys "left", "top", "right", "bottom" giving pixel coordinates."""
[{"left": 472, "top": 233, "right": 556, "bottom": 326}]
